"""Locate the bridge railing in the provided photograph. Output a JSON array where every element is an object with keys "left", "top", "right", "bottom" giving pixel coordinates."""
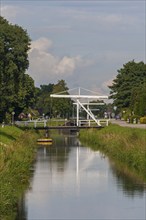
[
  {"left": 15, "top": 118, "right": 109, "bottom": 128},
  {"left": 98, "top": 119, "right": 109, "bottom": 126},
  {"left": 78, "top": 119, "right": 109, "bottom": 127},
  {"left": 15, "top": 120, "right": 48, "bottom": 128},
  {"left": 15, "top": 118, "right": 69, "bottom": 128}
]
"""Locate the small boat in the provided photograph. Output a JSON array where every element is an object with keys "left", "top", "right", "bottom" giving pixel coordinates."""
[{"left": 37, "top": 138, "right": 53, "bottom": 143}]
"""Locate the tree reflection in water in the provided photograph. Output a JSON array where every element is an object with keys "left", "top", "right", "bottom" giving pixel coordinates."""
[{"left": 109, "top": 158, "right": 146, "bottom": 197}]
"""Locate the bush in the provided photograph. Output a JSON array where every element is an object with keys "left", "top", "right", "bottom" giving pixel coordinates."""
[
  {"left": 125, "top": 115, "right": 140, "bottom": 123},
  {"left": 130, "top": 115, "right": 140, "bottom": 124},
  {"left": 140, "top": 116, "right": 146, "bottom": 124}
]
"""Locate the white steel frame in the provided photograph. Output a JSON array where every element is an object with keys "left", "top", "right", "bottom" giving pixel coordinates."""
[{"left": 50, "top": 87, "right": 108, "bottom": 127}]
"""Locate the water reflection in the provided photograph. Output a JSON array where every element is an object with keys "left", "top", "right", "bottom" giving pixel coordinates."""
[
  {"left": 16, "top": 132, "right": 146, "bottom": 220},
  {"left": 109, "top": 159, "right": 146, "bottom": 196},
  {"left": 16, "top": 195, "right": 27, "bottom": 220}
]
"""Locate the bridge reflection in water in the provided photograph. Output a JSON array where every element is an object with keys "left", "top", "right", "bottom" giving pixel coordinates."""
[{"left": 16, "top": 132, "right": 146, "bottom": 220}]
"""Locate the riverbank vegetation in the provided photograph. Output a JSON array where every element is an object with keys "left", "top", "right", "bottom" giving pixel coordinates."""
[
  {"left": 79, "top": 124, "right": 146, "bottom": 181},
  {"left": 0, "top": 125, "right": 39, "bottom": 220}
]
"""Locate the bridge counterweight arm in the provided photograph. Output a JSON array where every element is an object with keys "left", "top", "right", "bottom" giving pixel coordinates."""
[{"left": 50, "top": 94, "right": 108, "bottom": 99}]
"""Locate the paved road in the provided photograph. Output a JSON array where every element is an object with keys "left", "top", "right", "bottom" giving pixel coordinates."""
[{"left": 110, "top": 119, "right": 146, "bottom": 129}]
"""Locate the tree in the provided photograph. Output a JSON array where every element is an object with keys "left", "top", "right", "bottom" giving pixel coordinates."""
[
  {"left": 0, "top": 16, "right": 35, "bottom": 122},
  {"left": 15, "top": 74, "right": 36, "bottom": 112},
  {"left": 132, "top": 82, "right": 146, "bottom": 116},
  {"left": 34, "top": 80, "right": 73, "bottom": 118},
  {"left": 108, "top": 60, "right": 146, "bottom": 113},
  {"left": 51, "top": 80, "right": 73, "bottom": 118},
  {"left": 35, "top": 84, "right": 54, "bottom": 116}
]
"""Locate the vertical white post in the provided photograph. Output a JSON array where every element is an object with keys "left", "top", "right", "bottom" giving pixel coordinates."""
[
  {"left": 87, "top": 103, "right": 89, "bottom": 120},
  {"left": 76, "top": 99, "right": 79, "bottom": 126},
  {"left": 77, "top": 99, "right": 101, "bottom": 126},
  {"left": 87, "top": 103, "right": 90, "bottom": 126},
  {"left": 106, "top": 120, "right": 109, "bottom": 126}
]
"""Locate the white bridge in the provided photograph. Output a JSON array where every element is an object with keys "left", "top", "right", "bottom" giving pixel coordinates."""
[{"left": 50, "top": 87, "right": 109, "bottom": 127}]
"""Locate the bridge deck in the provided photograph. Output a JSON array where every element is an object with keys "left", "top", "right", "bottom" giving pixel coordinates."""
[{"left": 34, "top": 125, "right": 102, "bottom": 130}]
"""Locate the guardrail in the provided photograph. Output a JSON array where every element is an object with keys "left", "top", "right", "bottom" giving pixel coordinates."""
[
  {"left": 15, "top": 118, "right": 109, "bottom": 128},
  {"left": 72, "top": 119, "right": 109, "bottom": 127},
  {"left": 15, "top": 120, "right": 48, "bottom": 128}
]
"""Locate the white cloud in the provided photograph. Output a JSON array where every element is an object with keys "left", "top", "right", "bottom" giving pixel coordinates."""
[
  {"left": 55, "top": 56, "right": 79, "bottom": 75},
  {"left": 28, "top": 38, "right": 91, "bottom": 86},
  {"left": 1, "top": 1, "right": 144, "bottom": 96},
  {"left": 30, "top": 37, "right": 53, "bottom": 52}
]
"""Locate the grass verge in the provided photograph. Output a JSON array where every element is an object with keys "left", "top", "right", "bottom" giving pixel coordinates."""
[
  {"left": 79, "top": 124, "right": 146, "bottom": 181},
  {"left": 0, "top": 125, "right": 39, "bottom": 220}
]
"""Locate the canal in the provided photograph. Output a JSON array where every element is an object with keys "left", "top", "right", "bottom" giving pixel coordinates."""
[{"left": 16, "top": 131, "right": 146, "bottom": 220}]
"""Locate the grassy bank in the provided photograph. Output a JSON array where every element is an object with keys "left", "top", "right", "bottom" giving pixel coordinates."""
[
  {"left": 79, "top": 124, "right": 146, "bottom": 180},
  {"left": 0, "top": 125, "right": 39, "bottom": 220}
]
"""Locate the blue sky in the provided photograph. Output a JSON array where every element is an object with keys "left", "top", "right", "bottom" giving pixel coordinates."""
[{"left": 1, "top": 0, "right": 145, "bottom": 96}]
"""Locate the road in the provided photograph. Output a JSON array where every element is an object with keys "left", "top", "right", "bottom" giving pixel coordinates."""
[{"left": 110, "top": 119, "right": 146, "bottom": 129}]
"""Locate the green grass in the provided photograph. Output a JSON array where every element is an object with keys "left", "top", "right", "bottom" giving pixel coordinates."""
[
  {"left": 0, "top": 125, "right": 39, "bottom": 220},
  {"left": 79, "top": 124, "right": 146, "bottom": 180},
  {"left": 0, "top": 126, "right": 23, "bottom": 144}
]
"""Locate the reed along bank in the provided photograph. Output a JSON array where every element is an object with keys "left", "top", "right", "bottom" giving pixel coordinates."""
[
  {"left": 79, "top": 124, "right": 146, "bottom": 181},
  {"left": 0, "top": 125, "right": 39, "bottom": 220}
]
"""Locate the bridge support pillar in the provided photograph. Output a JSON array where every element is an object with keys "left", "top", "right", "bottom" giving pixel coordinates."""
[{"left": 76, "top": 99, "right": 79, "bottom": 126}]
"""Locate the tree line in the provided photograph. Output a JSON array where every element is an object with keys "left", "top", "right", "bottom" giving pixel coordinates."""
[{"left": 0, "top": 16, "right": 146, "bottom": 123}]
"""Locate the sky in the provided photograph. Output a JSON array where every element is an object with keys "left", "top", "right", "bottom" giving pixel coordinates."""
[{"left": 0, "top": 0, "right": 145, "bottom": 96}]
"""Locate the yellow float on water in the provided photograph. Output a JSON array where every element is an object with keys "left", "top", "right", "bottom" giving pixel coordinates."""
[
  {"left": 37, "top": 138, "right": 53, "bottom": 143},
  {"left": 37, "top": 142, "right": 52, "bottom": 146}
]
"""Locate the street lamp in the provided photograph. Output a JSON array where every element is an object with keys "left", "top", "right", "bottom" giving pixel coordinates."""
[{"left": 12, "top": 111, "right": 15, "bottom": 125}]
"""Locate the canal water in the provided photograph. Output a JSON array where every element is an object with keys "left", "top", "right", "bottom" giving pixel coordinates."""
[{"left": 16, "top": 131, "right": 146, "bottom": 220}]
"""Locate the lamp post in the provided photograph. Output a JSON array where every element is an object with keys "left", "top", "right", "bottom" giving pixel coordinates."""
[{"left": 12, "top": 111, "right": 15, "bottom": 125}]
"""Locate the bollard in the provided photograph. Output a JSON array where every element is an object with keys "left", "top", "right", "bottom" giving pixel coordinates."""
[{"left": 2, "top": 122, "right": 5, "bottom": 128}]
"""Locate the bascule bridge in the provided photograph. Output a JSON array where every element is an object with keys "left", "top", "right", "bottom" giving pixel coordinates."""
[{"left": 50, "top": 87, "right": 109, "bottom": 127}]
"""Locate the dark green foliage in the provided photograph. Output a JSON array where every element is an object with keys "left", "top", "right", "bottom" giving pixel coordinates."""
[
  {"left": 0, "top": 16, "right": 36, "bottom": 122},
  {"left": 109, "top": 60, "right": 146, "bottom": 113},
  {"left": 51, "top": 80, "right": 73, "bottom": 118},
  {"left": 35, "top": 80, "right": 73, "bottom": 118},
  {"left": 132, "top": 82, "right": 146, "bottom": 116},
  {"left": 35, "top": 83, "right": 54, "bottom": 116}
]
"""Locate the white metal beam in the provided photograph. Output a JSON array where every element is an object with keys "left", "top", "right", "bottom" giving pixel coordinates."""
[
  {"left": 77, "top": 99, "right": 101, "bottom": 126},
  {"left": 50, "top": 87, "right": 108, "bottom": 127},
  {"left": 73, "top": 102, "right": 105, "bottom": 105},
  {"left": 50, "top": 94, "right": 108, "bottom": 99}
]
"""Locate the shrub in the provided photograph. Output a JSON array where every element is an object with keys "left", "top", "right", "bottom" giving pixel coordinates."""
[
  {"left": 140, "top": 116, "right": 146, "bottom": 124},
  {"left": 130, "top": 115, "right": 140, "bottom": 124}
]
